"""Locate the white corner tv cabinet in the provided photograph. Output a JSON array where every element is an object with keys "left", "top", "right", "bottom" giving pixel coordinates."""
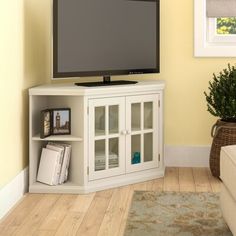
[{"left": 29, "top": 80, "right": 165, "bottom": 194}]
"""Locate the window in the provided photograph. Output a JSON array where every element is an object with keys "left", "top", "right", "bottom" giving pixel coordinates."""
[
  {"left": 194, "top": 0, "right": 236, "bottom": 57},
  {"left": 217, "top": 17, "right": 236, "bottom": 34},
  {"left": 208, "top": 17, "right": 236, "bottom": 43}
]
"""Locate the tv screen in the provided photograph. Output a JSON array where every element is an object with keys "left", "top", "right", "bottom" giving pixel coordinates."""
[{"left": 53, "top": 0, "right": 159, "bottom": 79}]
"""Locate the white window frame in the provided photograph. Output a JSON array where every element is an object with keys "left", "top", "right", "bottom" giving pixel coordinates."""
[{"left": 194, "top": 0, "right": 236, "bottom": 57}]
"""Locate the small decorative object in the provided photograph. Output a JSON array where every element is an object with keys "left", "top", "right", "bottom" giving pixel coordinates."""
[
  {"left": 40, "top": 109, "right": 51, "bottom": 139},
  {"left": 132, "top": 152, "right": 141, "bottom": 164},
  {"left": 204, "top": 63, "right": 236, "bottom": 178},
  {"left": 52, "top": 108, "right": 71, "bottom": 135},
  {"left": 40, "top": 108, "right": 71, "bottom": 138}
]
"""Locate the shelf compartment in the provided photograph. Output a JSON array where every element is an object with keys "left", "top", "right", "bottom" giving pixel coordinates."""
[{"left": 32, "top": 134, "right": 83, "bottom": 142}]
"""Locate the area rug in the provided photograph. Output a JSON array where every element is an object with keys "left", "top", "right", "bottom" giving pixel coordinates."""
[{"left": 124, "top": 191, "right": 232, "bottom": 236}]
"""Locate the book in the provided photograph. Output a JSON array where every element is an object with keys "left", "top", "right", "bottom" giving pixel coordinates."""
[
  {"left": 46, "top": 142, "right": 65, "bottom": 185},
  {"left": 37, "top": 148, "right": 61, "bottom": 185},
  {"left": 59, "top": 144, "right": 72, "bottom": 184},
  {"left": 64, "top": 145, "right": 72, "bottom": 182}
]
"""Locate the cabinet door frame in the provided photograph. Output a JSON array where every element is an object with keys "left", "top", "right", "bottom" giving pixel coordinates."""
[
  {"left": 88, "top": 97, "right": 126, "bottom": 181},
  {"left": 125, "top": 94, "right": 159, "bottom": 173}
]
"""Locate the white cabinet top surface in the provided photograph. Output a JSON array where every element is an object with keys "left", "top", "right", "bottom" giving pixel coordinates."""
[{"left": 29, "top": 80, "right": 165, "bottom": 96}]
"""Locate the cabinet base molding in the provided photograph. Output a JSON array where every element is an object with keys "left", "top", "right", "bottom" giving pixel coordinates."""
[
  {"left": 29, "top": 168, "right": 165, "bottom": 194},
  {"left": 86, "top": 168, "right": 165, "bottom": 193}
]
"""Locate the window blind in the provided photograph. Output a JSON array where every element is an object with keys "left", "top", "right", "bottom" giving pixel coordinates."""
[{"left": 206, "top": 0, "right": 236, "bottom": 17}]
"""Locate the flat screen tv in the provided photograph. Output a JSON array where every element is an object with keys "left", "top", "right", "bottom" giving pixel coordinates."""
[{"left": 53, "top": 0, "right": 160, "bottom": 86}]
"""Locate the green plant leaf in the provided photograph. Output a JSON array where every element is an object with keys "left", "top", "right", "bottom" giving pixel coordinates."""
[{"left": 204, "top": 64, "right": 236, "bottom": 121}]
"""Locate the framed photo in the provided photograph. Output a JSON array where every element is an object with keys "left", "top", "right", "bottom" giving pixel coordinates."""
[
  {"left": 40, "top": 109, "right": 51, "bottom": 139},
  {"left": 51, "top": 108, "right": 71, "bottom": 135}
]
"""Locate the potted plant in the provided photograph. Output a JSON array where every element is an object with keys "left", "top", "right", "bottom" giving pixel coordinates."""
[{"left": 204, "top": 64, "right": 236, "bottom": 178}]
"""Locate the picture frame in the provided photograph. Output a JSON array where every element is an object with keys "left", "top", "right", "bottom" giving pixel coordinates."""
[
  {"left": 40, "top": 109, "right": 51, "bottom": 139},
  {"left": 40, "top": 108, "right": 71, "bottom": 139},
  {"left": 51, "top": 108, "right": 71, "bottom": 135}
]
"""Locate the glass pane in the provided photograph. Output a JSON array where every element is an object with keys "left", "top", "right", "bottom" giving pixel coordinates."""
[
  {"left": 109, "top": 105, "right": 119, "bottom": 134},
  {"left": 144, "top": 102, "right": 153, "bottom": 129},
  {"left": 131, "top": 134, "right": 141, "bottom": 165},
  {"left": 217, "top": 17, "right": 236, "bottom": 35},
  {"left": 131, "top": 103, "right": 141, "bottom": 131},
  {"left": 95, "top": 139, "right": 106, "bottom": 171},
  {"left": 144, "top": 133, "right": 153, "bottom": 162},
  {"left": 109, "top": 138, "right": 119, "bottom": 169},
  {"left": 95, "top": 106, "right": 105, "bottom": 136}
]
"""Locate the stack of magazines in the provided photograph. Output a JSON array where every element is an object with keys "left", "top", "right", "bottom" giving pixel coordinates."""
[
  {"left": 95, "top": 152, "right": 118, "bottom": 171},
  {"left": 37, "top": 142, "right": 72, "bottom": 185}
]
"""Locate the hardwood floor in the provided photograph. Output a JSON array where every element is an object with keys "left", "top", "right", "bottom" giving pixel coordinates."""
[{"left": 0, "top": 167, "right": 221, "bottom": 236}]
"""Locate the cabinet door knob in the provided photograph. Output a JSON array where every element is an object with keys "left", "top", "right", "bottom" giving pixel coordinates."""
[
  {"left": 121, "top": 130, "right": 127, "bottom": 135},
  {"left": 126, "top": 130, "right": 131, "bottom": 135}
]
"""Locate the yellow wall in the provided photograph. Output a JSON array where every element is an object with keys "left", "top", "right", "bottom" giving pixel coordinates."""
[
  {"left": 0, "top": 0, "right": 235, "bottom": 188},
  {"left": 0, "top": 0, "right": 51, "bottom": 188},
  {"left": 161, "top": 0, "right": 235, "bottom": 145}
]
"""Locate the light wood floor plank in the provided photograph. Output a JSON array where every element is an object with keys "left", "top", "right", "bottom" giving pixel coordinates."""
[
  {"left": 54, "top": 193, "right": 95, "bottom": 236},
  {"left": 97, "top": 186, "right": 131, "bottom": 236},
  {"left": 145, "top": 180, "right": 155, "bottom": 190},
  {"left": 33, "top": 230, "right": 56, "bottom": 236},
  {"left": 13, "top": 194, "right": 60, "bottom": 236},
  {"left": 117, "top": 187, "right": 134, "bottom": 236},
  {"left": 75, "top": 189, "right": 113, "bottom": 236},
  {"left": 207, "top": 169, "right": 221, "bottom": 193},
  {"left": 69, "top": 192, "right": 95, "bottom": 212},
  {"left": 163, "top": 167, "right": 179, "bottom": 191},
  {"left": 151, "top": 178, "right": 164, "bottom": 192},
  {"left": 179, "top": 167, "right": 195, "bottom": 192},
  {"left": 0, "top": 194, "right": 44, "bottom": 227},
  {"left": 54, "top": 212, "right": 84, "bottom": 236},
  {"left": 193, "top": 168, "right": 212, "bottom": 192},
  {"left": 0, "top": 226, "right": 18, "bottom": 236},
  {"left": 132, "top": 181, "right": 147, "bottom": 191},
  {"left": 39, "top": 195, "right": 77, "bottom": 231}
]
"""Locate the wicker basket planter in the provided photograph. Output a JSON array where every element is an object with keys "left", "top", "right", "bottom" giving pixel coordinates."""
[{"left": 210, "top": 119, "right": 236, "bottom": 178}]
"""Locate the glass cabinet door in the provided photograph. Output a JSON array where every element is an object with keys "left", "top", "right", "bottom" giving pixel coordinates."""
[
  {"left": 95, "top": 106, "right": 105, "bottom": 136},
  {"left": 89, "top": 97, "right": 125, "bottom": 180},
  {"left": 126, "top": 94, "right": 159, "bottom": 173}
]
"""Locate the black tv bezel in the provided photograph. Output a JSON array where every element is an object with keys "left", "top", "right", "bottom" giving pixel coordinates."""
[{"left": 53, "top": 0, "right": 160, "bottom": 79}]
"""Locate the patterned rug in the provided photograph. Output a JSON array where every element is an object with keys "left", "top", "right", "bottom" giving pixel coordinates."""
[{"left": 124, "top": 191, "right": 232, "bottom": 236}]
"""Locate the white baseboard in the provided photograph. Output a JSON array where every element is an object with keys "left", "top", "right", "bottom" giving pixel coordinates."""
[
  {"left": 0, "top": 167, "right": 29, "bottom": 220},
  {"left": 165, "top": 145, "right": 210, "bottom": 167}
]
